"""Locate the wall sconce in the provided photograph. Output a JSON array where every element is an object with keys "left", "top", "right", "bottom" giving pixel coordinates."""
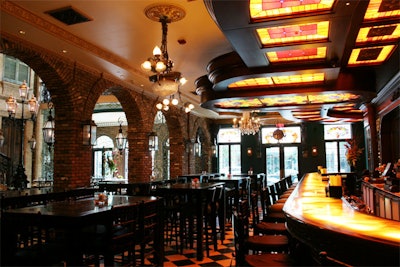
[
  {"left": 115, "top": 118, "right": 127, "bottom": 152},
  {"left": 211, "top": 145, "right": 217, "bottom": 157},
  {"left": 148, "top": 132, "right": 158, "bottom": 151},
  {"left": 311, "top": 146, "right": 318, "bottom": 157},
  {"left": 247, "top": 147, "right": 253, "bottom": 157},
  {"left": 83, "top": 120, "right": 97, "bottom": 146}
]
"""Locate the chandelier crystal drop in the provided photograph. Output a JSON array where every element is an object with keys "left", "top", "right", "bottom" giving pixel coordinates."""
[{"left": 233, "top": 111, "right": 261, "bottom": 135}]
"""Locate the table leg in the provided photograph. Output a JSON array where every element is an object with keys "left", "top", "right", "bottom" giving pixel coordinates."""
[{"left": 196, "top": 192, "right": 204, "bottom": 261}]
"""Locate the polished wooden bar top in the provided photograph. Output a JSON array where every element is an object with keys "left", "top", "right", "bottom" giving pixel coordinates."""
[{"left": 283, "top": 172, "right": 400, "bottom": 246}]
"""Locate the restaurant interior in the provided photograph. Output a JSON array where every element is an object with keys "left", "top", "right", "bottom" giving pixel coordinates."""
[{"left": 0, "top": 0, "right": 399, "bottom": 266}]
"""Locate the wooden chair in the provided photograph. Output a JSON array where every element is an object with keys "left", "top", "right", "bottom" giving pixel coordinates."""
[
  {"left": 136, "top": 198, "right": 163, "bottom": 266},
  {"left": 81, "top": 204, "right": 139, "bottom": 266},
  {"left": 2, "top": 212, "right": 67, "bottom": 266},
  {"left": 260, "top": 188, "right": 287, "bottom": 223},
  {"left": 250, "top": 192, "right": 287, "bottom": 236},
  {"left": 233, "top": 200, "right": 290, "bottom": 266}
]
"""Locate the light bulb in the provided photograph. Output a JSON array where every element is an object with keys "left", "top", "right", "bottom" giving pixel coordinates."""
[
  {"left": 163, "top": 105, "right": 169, "bottom": 111},
  {"left": 162, "top": 98, "right": 170, "bottom": 106},
  {"left": 153, "top": 46, "right": 161, "bottom": 56},
  {"left": 179, "top": 77, "right": 187, "bottom": 85},
  {"left": 155, "top": 62, "right": 166, "bottom": 72},
  {"left": 156, "top": 103, "right": 163, "bottom": 110},
  {"left": 188, "top": 103, "right": 195, "bottom": 110},
  {"left": 171, "top": 98, "right": 179, "bottom": 105},
  {"left": 141, "top": 61, "right": 152, "bottom": 71}
]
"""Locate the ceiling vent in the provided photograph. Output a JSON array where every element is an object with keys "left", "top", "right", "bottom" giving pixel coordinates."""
[{"left": 46, "top": 6, "right": 92, "bottom": 26}]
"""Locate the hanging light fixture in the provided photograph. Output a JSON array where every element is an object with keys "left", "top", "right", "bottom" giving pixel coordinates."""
[
  {"left": 141, "top": 4, "right": 187, "bottom": 100},
  {"left": 233, "top": 111, "right": 261, "bottom": 135},
  {"left": 148, "top": 132, "right": 158, "bottom": 151},
  {"left": 115, "top": 117, "right": 127, "bottom": 153},
  {"left": 42, "top": 102, "right": 55, "bottom": 149}
]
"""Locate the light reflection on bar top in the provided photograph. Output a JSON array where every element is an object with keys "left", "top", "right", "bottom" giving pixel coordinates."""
[{"left": 283, "top": 172, "right": 400, "bottom": 246}]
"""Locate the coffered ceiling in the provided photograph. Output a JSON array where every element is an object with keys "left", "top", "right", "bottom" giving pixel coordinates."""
[{"left": 1, "top": 0, "right": 399, "bottom": 125}]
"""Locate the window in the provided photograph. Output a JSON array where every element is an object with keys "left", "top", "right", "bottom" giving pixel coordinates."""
[
  {"left": 261, "top": 126, "right": 301, "bottom": 144},
  {"left": 324, "top": 124, "right": 352, "bottom": 173},
  {"left": 217, "top": 128, "right": 241, "bottom": 174},
  {"left": 3, "top": 55, "right": 30, "bottom": 84}
]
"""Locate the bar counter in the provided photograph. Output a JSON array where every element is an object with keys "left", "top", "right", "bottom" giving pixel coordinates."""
[{"left": 283, "top": 172, "right": 400, "bottom": 266}]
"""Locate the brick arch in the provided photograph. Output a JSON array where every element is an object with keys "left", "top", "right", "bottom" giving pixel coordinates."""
[{"left": 107, "top": 87, "right": 158, "bottom": 182}]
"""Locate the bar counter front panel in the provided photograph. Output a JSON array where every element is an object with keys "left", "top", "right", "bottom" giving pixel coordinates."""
[{"left": 283, "top": 173, "right": 400, "bottom": 266}]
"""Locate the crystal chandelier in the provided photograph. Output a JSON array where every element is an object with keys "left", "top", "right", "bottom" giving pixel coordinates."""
[
  {"left": 141, "top": 4, "right": 187, "bottom": 102},
  {"left": 233, "top": 111, "right": 261, "bottom": 135}
]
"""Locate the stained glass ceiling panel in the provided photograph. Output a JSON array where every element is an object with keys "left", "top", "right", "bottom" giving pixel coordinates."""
[
  {"left": 228, "top": 73, "right": 324, "bottom": 88},
  {"left": 364, "top": 0, "right": 400, "bottom": 21},
  {"left": 256, "top": 21, "right": 329, "bottom": 46},
  {"left": 249, "top": 0, "right": 335, "bottom": 20},
  {"left": 267, "top": 47, "right": 327, "bottom": 62},
  {"left": 356, "top": 24, "right": 400, "bottom": 44},
  {"left": 348, "top": 45, "right": 396, "bottom": 66}
]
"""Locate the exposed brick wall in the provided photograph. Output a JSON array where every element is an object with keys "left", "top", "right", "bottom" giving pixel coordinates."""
[{"left": 1, "top": 34, "right": 213, "bottom": 190}]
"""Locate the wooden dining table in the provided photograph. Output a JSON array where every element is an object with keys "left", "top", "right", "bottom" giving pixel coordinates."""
[
  {"left": 1, "top": 195, "right": 163, "bottom": 266},
  {"left": 155, "top": 182, "right": 225, "bottom": 261}
]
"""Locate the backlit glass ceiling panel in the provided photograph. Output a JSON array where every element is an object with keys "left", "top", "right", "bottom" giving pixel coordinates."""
[
  {"left": 267, "top": 47, "right": 327, "bottom": 62},
  {"left": 249, "top": 0, "right": 335, "bottom": 19},
  {"left": 364, "top": 0, "right": 400, "bottom": 21},
  {"left": 257, "top": 21, "right": 329, "bottom": 46},
  {"left": 356, "top": 24, "right": 400, "bottom": 44},
  {"left": 228, "top": 73, "right": 324, "bottom": 89},
  {"left": 214, "top": 92, "right": 359, "bottom": 109},
  {"left": 348, "top": 45, "right": 396, "bottom": 66}
]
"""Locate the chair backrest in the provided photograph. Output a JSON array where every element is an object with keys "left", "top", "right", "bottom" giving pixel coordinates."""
[
  {"left": 128, "top": 183, "right": 151, "bottom": 196},
  {"left": 233, "top": 200, "right": 250, "bottom": 266},
  {"left": 260, "top": 187, "right": 273, "bottom": 218},
  {"left": 110, "top": 204, "right": 138, "bottom": 252},
  {"left": 268, "top": 184, "right": 278, "bottom": 203},
  {"left": 250, "top": 192, "right": 260, "bottom": 226}
]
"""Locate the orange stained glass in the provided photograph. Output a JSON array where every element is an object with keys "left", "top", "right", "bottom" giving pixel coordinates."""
[
  {"left": 249, "top": 0, "right": 335, "bottom": 19},
  {"left": 364, "top": 0, "right": 400, "bottom": 21},
  {"left": 272, "top": 73, "right": 324, "bottom": 85},
  {"left": 356, "top": 24, "right": 400, "bottom": 44},
  {"left": 214, "top": 92, "right": 359, "bottom": 109},
  {"left": 228, "top": 77, "right": 274, "bottom": 89},
  {"left": 228, "top": 73, "right": 324, "bottom": 88},
  {"left": 267, "top": 47, "right": 326, "bottom": 62},
  {"left": 257, "top": 21, "right": 329, "bottom": 46},
  {"left": 348, "top": 45, "right": 395, "bottom": 66}
]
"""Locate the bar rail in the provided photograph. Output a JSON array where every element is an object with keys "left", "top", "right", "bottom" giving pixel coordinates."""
[{"left": 283, "top": 172, "right": 400, "bottom": 266}]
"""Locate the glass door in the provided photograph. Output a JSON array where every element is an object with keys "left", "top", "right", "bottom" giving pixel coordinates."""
[
  {"left": 266, "top": 147, "right": 280, "bottom": 184},
  {"left": 266, "top": 146, "right": 299, "bottom": 184},
  {"left": 284, "top": 146, "right": 299, "bottom": 181},
  {"left": 218, "top": 144, "right": 241, "bottom": 174}
]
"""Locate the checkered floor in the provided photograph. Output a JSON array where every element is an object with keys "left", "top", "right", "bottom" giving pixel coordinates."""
[{"left": 162, "top": 224, "right": 236, "bottom": 267}]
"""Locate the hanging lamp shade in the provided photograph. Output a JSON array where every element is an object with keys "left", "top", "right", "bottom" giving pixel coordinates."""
[
  {"left": 115, "top": 123, "right": 127, "bottom": 152},
  {"left": 43, "top": 114, "right": 55, "bottom": 146}
]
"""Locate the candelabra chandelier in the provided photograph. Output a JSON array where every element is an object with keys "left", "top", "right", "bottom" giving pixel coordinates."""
[
  {"left": 141, "top": 4, "right": 187, "bottom": 98},
  {"left": 233, "top": 111, "right": 261, "bottom": 135}
]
